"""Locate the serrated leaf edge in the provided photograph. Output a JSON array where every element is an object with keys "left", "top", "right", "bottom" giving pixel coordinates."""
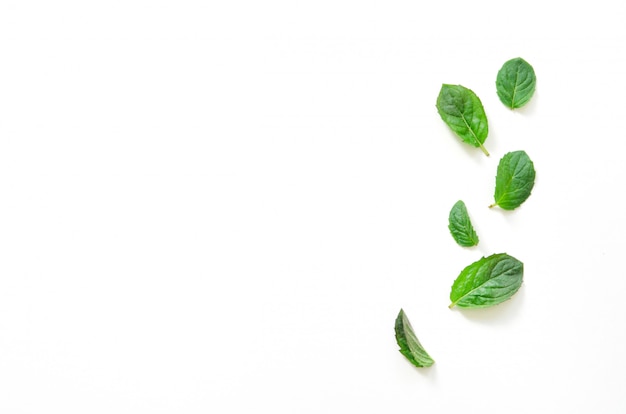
[{"left": 448, "top": 200, "right": 479, "bottom": 247}]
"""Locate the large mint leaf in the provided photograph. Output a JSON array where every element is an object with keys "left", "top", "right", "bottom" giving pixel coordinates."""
[
  {"left": 496, "top": 57, "right": 536, "bottom": 109},
  {"left": 448, "top": 200, "right": 479, "bottom": 247},
  {"left": 394, "top": 309, "right": 434, "bottom": 368},
  {"left": 449, "top": 253, "right": 523, "bottom": 309},
  {"left": 436, "top": 84, "right": 489, "bottom": 156},
  {"left": 490, "top": 150, "right": 536, "bottom": 210}
]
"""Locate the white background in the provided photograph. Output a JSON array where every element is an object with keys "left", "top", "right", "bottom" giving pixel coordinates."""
[{"left": 1, "top": 1, "right": 625, "bottom": 412}]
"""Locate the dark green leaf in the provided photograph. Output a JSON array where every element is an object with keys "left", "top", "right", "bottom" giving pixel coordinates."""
[
  {"left": 394, "top": 309, "right": 434, "bottom": 368},
  {"left": 490, "top": 150, "right": 536, "bottom": 210},
  {"left": 449, "top": 253, "right": 523, "bottom": 309},
  {"left": 436, "top": 84, "right": 490, "bottom": 156},
  {"left": 496, "top": 57, "right": 536, "bottom": 109},
  {"left": 448, "top": 200, "right": 479, "bottom": 247}
]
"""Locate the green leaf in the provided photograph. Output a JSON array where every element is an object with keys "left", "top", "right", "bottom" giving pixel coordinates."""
[
  {"left": 449, "top": 253, "right": 523, "bottom": 309},
  {"left": 394, "top": 309, "right": 434, "bottom": 368},
  {"left": 490, "top": 150, "right": 536, "bottom": 210},
  {"left": 436, "top": 84, "right": 490, "bottom": 156},
  {"left": 448, "top": 200, "right": 479, "bottom": 247},
  {"left": 496, "top": 57, "right": 536, "bottom": 109}
]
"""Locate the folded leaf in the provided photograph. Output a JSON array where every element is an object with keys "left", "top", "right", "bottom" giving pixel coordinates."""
[
  {"left": 448, "top": 200, "right": 479, "bottom": 247},
  {"left": 449, "top": 253, "right": 523, "bottom": 309},
  {"left": 394, "top": 309, "right": 434, "bottom": 368},
  {"left": 496, "top": 57, "right": 536, "bottom": 109},
  {"left": 491, "top": 150, "right": 536, "bottom": 210},
  {"left": 436, "top": 84, "right": 489, "bottom": 156}
]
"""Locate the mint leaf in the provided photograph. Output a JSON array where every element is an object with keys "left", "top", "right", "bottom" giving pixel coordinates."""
[
  {"left": 448, "top": 200, "right": 479, "bottom": 247},
  {"left": 449, "top": 253, "right": 523, "bottom": 309},
  {"left": 490, "top": 150, "right": 536, "bottom": 210},
  {"left": 436, "top": 84, "right": 490, "bottom": 156},
  {"left": 394, "top": 309, "right": 434, "bottom": 368},
  {"left": 496, "top": 57, "right": 536, "bottom": 109}
]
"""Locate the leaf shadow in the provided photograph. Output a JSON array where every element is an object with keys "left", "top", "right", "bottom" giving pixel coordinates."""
[
  {"left": 511, "top": 90, "right": 538, "bottom": 116},
  {"left": 412, "top": 362, "right": 438, "bottom": 380},
  {"left": 452, "top": 287, "right": 525, "bottom": 326},
  {"left": 486, "top": 204, "right": 525, "bottom": 227},
  {"left": 449, "top": 131, "right": 491, "bottom": 165}
]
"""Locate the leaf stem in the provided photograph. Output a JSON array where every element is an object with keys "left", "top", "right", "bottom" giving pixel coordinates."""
[
  {"left": 448, "top": 302, "right": 455, "bottom": 309},
  {"left": 488, "top": 203, "right": 497, "bottom": 208},
  {"left": 479, "top": 143, "right": 490, "bottom": 156}
]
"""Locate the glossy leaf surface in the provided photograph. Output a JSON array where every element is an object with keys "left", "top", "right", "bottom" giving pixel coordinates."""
[
  {"left": 449, "top": 253, "right": 523, "bottom": 308},
  {"left": 436, "top": 84, "right": 490, "bottom": 156}
]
